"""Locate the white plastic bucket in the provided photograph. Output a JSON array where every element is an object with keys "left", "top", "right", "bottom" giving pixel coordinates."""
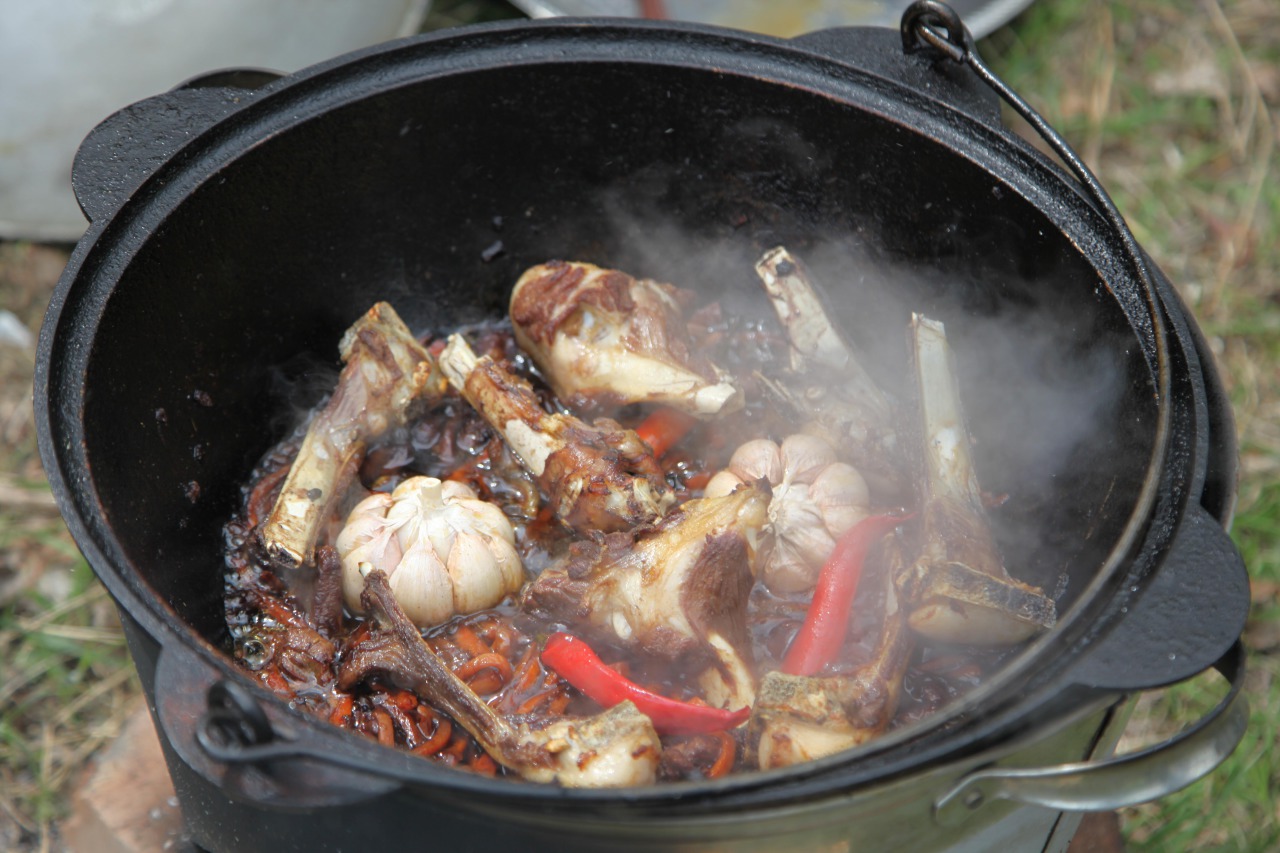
[{"left": 0, "top": 0, "right": 429, "bottom": 240}]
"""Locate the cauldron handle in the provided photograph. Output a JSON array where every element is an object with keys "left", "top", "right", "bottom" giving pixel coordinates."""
[
  {"left": 70, "top": 69, "right": 281, "bottom": 226},
  {"left": 933, "top": 640, "right": 1247, "bottom": 823},
  {"left": 900, "top": 0, "right": 1162, "bottom": 334}
]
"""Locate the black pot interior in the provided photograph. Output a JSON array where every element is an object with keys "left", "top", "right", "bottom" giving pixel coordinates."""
[{"left": 69, "top": 27, "right": 1157, "bottom": 746}]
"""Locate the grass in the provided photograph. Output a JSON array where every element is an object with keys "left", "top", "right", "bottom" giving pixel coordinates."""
[
  {"left": 0, "top": 244, "right": 143, "bottom": 852},
  {"left": 0, "top": 1, "right": 1276, "bottom": 850},
  {"left": 985, "top": 0, "right": 1280, "bottom": 849}
]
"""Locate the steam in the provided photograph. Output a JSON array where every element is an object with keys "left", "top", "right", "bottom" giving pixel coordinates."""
[
  {"left": 264, "top": 351, "right": 343, "bottom": 445},
  {"left": 579, "top": 182, "right": 1140, "bottom": 599},
  {"left": 587, "top": 201, "right": 1129, "bottom": 487}
]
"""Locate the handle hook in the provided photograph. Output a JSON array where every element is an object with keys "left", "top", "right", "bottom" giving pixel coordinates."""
[
  {"left": 198, "top": 679, "right": 276, "bottom": 756},
  {"left": 901, "top": 0, "right": 972, "bottom": 63}
]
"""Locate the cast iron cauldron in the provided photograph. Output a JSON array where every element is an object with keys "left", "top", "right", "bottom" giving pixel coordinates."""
[{"left": 36, "top": 4, "right": 1250, "bottom": 851}]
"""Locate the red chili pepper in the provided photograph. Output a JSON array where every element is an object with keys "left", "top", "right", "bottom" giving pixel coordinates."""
[
  {"left": 633, "top": 407, "right": 699, "bottom": 459},
  {"left": 540, "top": 633, "right": 749, "bottom": 735},
  {"left": 782, "top": 512, "right": 912, "bottom": 677}
]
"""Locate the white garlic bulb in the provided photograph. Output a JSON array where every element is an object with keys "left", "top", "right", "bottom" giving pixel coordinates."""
[
  {"left": 335, "top": 476, "right": 524, "bottom": 627},
  {"left": 705, "top": 434, "right": 869, "bottom": 593}
]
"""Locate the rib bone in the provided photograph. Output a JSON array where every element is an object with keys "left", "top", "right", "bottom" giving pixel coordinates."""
[
  {"left": 754, "top": 248, "right": 903, "bottom": 496},
  {"left": 898, "top": 314, "right": 1056, "bottom": 645},
  {"left": 261, "top": 302, "right": 444, "bottom": 569},
  {"left": 438, "top": 334, "right": 675, "bottom": 535},
  {"left": 341, "top": 568, "right": 661, "bottom": 787}
]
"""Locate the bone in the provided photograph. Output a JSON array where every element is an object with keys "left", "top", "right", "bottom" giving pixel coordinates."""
[
  {"left": 748, "top": 542, "right": 914, "bottom": 768},
  {"left": 438, "top": 333, "right": 675, "bottom": 535},
  {"left": 898, "top": 314, "right": 1056, "bottom": 645},
  {"left": 344, "top": 568, "right": 661, "bottom": 787},
  {"left": 754, "top": 248, "right": 904, "bottom": 498},
  {"left": 260, "top": 302, "right": 444, "bottom": 569}
]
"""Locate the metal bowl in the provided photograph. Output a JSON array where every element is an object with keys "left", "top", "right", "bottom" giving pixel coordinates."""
[{"left": 509, "top": 0, "right": 1035, "bottom": 39}]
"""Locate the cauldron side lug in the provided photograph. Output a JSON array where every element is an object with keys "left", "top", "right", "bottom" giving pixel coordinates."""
[
  {"left": 1060, "top": 503, "right": 1249, "bottom": 694},
  {"left": 70, "top": 71, "right": 281, "bottom": 227}
]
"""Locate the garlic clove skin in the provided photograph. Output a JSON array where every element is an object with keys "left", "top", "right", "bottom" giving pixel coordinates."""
[
  {"left": 763, "top": 488, "right": 837, "bottom": 593},
  {"left": 778, "top": 433, "right": 837, "bottom": 485},
  {"left": 390, "top": 540, "right": 455, "bottom": 627},
  {"left": 727, "top": 439, "right": 784, "bottom": 484},
  {"left": 336, "top": 495, "right": 401, "bottom": 613},
  {"left": 771, "top": 488, "right": 836, "bottom": 569},
  {"left": 446, "top": 531, "right": 506, "bottom": 615},
  {"left": 703, "top": 470, "right": 747, "bottom": 500},
  {"left": 489, "top": 533, "right": 525, "bottom": 594},
  {"left": 336, "top": 475, "right": 525, "bottom": 626},
  {"left": 810, "top": 462, "right": 870, "bottom": 535}
]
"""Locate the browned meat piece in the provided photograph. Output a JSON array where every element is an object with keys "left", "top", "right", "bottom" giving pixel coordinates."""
[
  {"left": 261, "top": 302, "right": 445, "bottom": 569},
  {"left": 339, "top": 568, "right": 661, "bottom": 787},
  {"left": 521, "top": 483, "right": 771, "bottom": 710},
  {"left": 438, "top": 334, "right": 675, "bottom": 535},
  {"left": 754, "top": 247, "right": 906, "bottom": 497},
  {"left": 898, "top": 314, "right": 1056, "bottom": 645},
  {"left": 510, "top": 260, "right": 742, "bottom": 416},
  {"left": 311, "top": 545, "right": 346, "bottom": 639}
]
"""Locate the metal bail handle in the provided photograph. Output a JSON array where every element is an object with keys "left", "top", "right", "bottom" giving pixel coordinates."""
[
  {"left": 933, "top": 642, "right": 1248, "bottom": 823},
  {"left": 899, "top": 0, "right": 1161, "bottom": 325}
]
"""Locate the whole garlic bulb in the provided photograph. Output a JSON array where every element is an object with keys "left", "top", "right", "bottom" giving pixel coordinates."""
[
  {"left": 705, "top": 434, "right": 869, "bottom": 593},
  {"left": 335, "top": 476, "right": 524, "bottom": 627}
]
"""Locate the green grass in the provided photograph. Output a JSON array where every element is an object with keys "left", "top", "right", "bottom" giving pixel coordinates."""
[
  {"left": 0, "top": 241, "right": 144, "bottom": 850},
  {"left": 987, "top": 0, "right": 1280, "bottom": 849},
  {"left": 0, "top": 542, "right": 138, "bottom": 845}
]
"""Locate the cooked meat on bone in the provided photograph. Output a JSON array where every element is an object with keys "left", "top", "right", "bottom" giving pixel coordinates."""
[
  {"left": 748, "top": 547, "right": 913, "bottom": 768},
  {"left": 521, "top": 483, "right": 771, "bottom": 710},
  {"left": 898, "top": 314, "right": 1056, "bottom": 645},
  {"left": 261, "top": 302, "right": 444, "bottom": 569},
  {"left": 754, "top": 248, "right": 905, "bottom": 497},
  {"left": 339, "top": 568, "right": 661, "bottom": 787},
  {"left": 311, "top": 545, "right": 346, "bottom": 639},
  {"left": 510, "top": 260, "right": 742, "bottom": 416},
  {"left": 438, "top": 334, "right": 675, "bottom": 535}
]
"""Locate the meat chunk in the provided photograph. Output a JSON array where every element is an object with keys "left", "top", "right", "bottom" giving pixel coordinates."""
[
  {"left": 510, "top": 260, "right": 742, "bottom": 416},
  {"left": 437, "top": 334, "right": 675, "bottom": 535},
  {"left": 261, "top": 302, "right": 444, "bottom": 569},
  {"left": 521, "top": 482, "right": 771, "bottom": 710}
]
